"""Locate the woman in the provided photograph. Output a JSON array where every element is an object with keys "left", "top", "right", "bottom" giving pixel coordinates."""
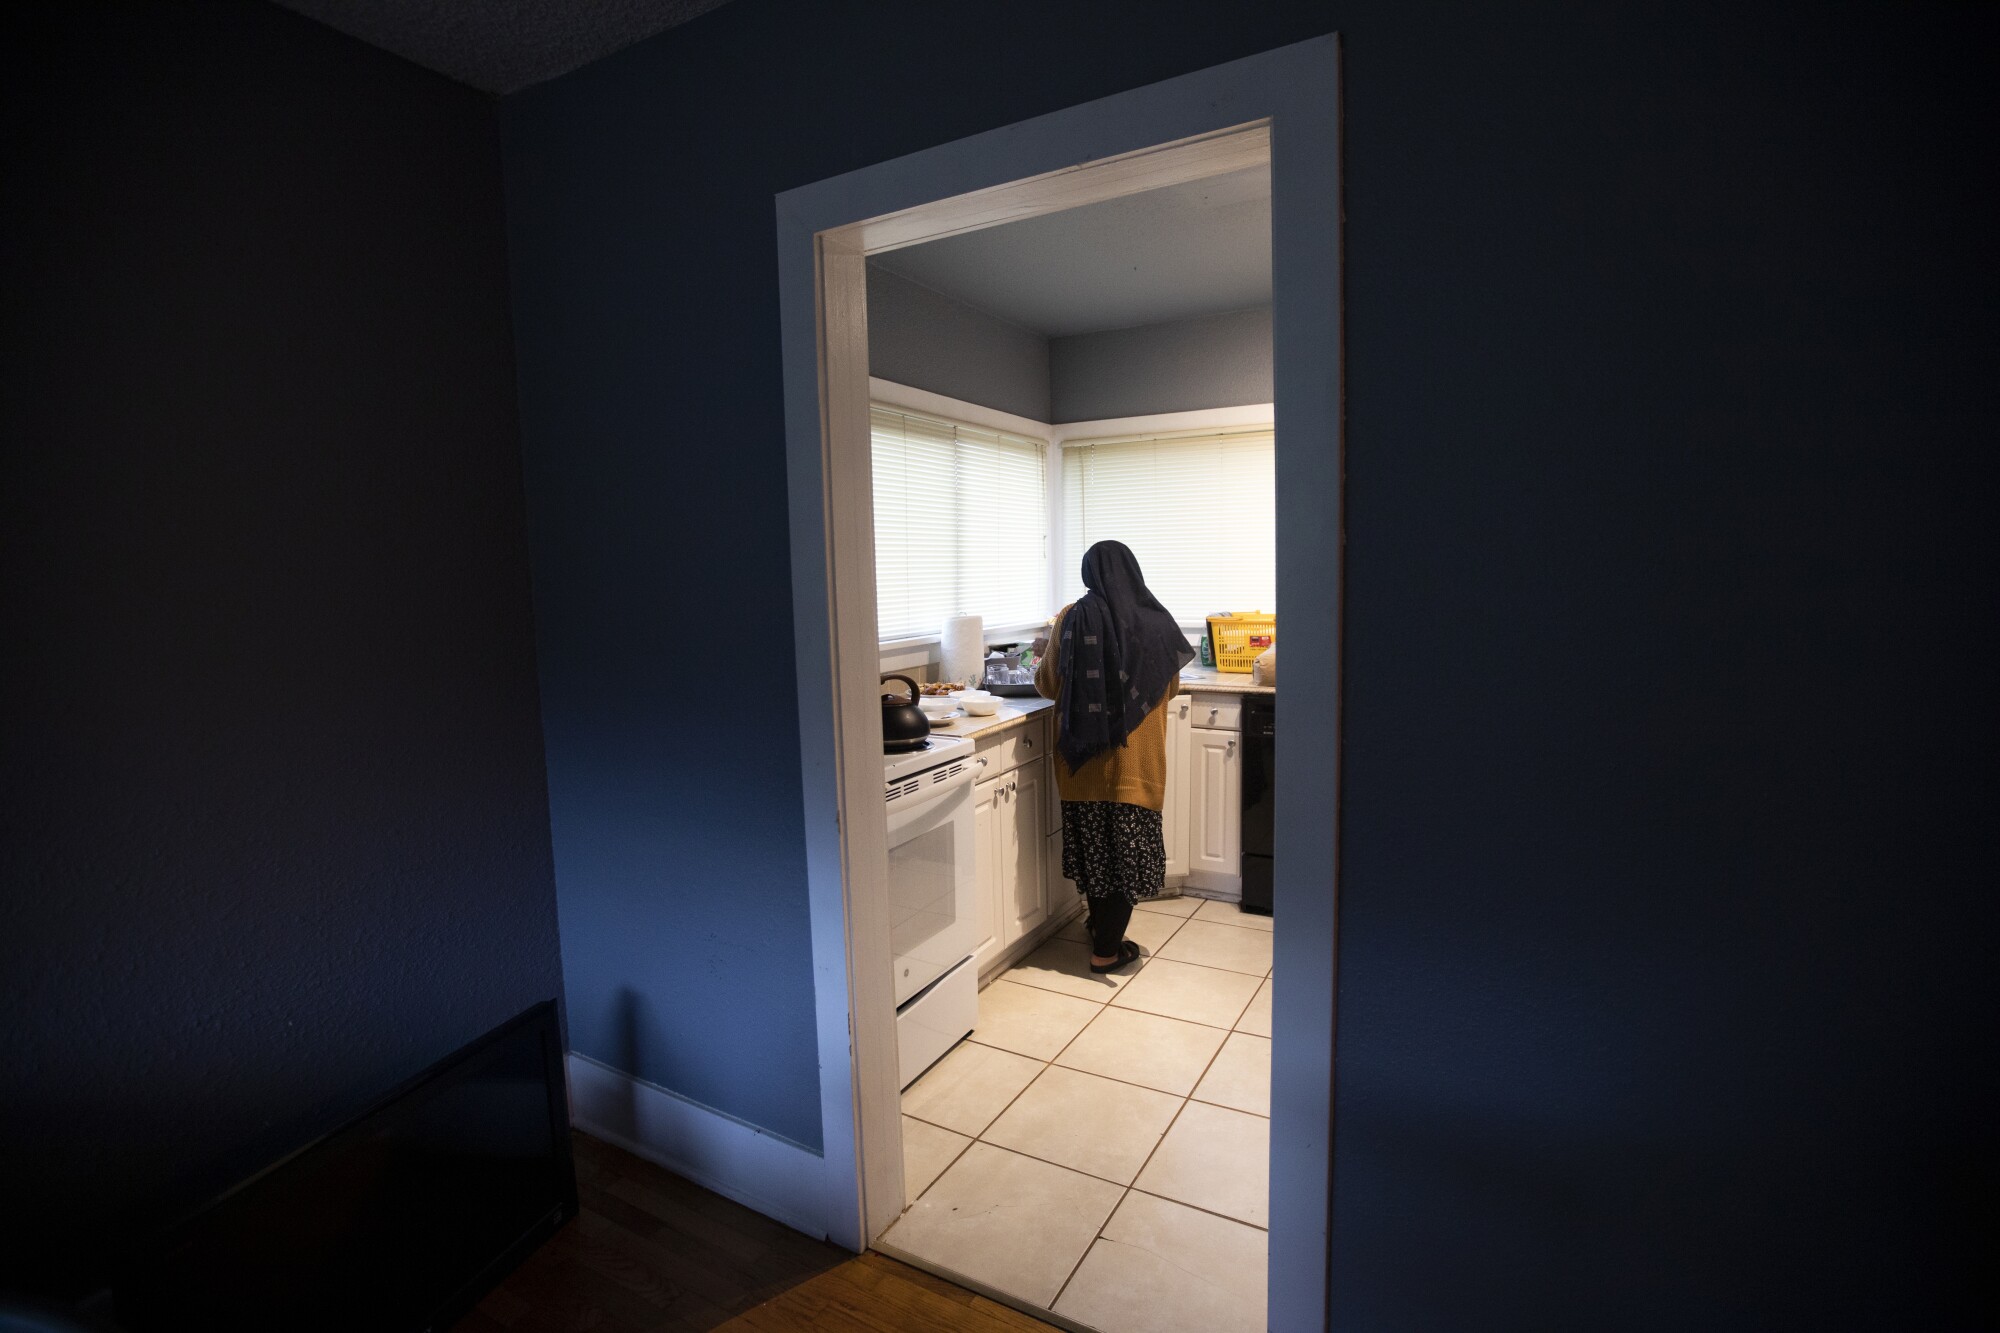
[{"left": 1034, "top": 541, "right": 1196, "bottom": 973}]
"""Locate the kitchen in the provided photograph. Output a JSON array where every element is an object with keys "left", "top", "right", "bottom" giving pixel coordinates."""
[{"left": 861, "top": 167, "right": 1279, "bottom": 1333}]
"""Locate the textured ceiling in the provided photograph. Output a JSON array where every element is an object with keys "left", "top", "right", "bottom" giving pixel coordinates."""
[
  {"left": 273, "top": 0, "right": 737, "bottom": 94},
  {"left": 869, "top": 164, "right": 1272, "bottom": 339}
]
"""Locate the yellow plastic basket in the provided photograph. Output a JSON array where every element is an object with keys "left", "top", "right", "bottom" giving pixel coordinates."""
[{"left": 1206, "top": 612, "right": 1276, "bottom": 674}]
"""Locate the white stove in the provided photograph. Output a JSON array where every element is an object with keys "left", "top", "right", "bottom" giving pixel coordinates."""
[
  {"left": 883, "top": 732, "right": 971, "bottom": 782},
  {"left": 882, "top": 730, "right": 979, "bottom": 1088}
]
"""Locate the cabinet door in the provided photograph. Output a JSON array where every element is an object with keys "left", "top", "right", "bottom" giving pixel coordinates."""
[
  {"left": 972, "top": 775, "right": 1005, "bottom": 972},
  {"left": 1002, "top": 759, "right": 1049, "bottom": 945},
  {"left": 1187, "top": 727, "right": 1242, "bottom": 883},
  {"left": 1163, "top": 695, "right": 1192, "bottom": 879},
  {"left": 1042, "top": 715, "right": 1061, "bottom": 834},
  {"left": 1046, "top": 828, "right": 1075, "bottom": 919}
]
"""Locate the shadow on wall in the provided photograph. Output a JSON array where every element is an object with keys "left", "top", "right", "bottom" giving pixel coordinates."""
[{"left": 609, "top": 985, "right": 647, "bottom": 1127}]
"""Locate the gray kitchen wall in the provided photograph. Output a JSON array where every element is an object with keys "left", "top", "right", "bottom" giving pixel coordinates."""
[
  {"left": 1050, "top": 305, "right": 1273, "bottom": 422},
  {"left": 865, "top": 264, "right": 1050, "bottom": 421},
  {"left": 869, "top": 269, "right": 1272, "bottom": 426}
]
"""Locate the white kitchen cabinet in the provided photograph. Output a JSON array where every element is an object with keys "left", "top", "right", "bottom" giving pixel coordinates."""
[
  {"left": 1003, "top": 759, "right": 1049, "bottom": 943},
  {"left": 1163, "top": 693, "right": 1192, "bottom": 882},
  {"left": 972, "top": 726, "right": 1053, "bottom": 975},
  {"left": 1045, "top": 828, "right": 1074, "bottom": 912},
  {"left": 972, "top": 774, "right": 1006, "bottom": 972},
  {"left": 1185, "top": 701, "right": 1242, "bottom": 893}
]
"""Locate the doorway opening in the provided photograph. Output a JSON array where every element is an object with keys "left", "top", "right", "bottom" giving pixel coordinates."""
[{"left": 776, "top": 33, "right": 1341, "bottom": 1333}]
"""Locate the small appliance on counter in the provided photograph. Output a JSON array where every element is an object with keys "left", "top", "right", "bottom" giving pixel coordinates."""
[
  {"left": 980, "top": 646, "right": 1039, "bottom": 696},
  {"left": 880, "top": 674, "right": 932, "bottom": 752}
]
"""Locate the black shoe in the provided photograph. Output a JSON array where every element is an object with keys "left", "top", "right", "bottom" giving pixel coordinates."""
[{"left": 1089, "top": 940, "right": 1144, "bottom": 974}]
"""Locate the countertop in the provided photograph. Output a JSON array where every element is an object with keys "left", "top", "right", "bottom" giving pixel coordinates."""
[
  {"left": 928, "top": 667, "right": 1272, "bottom": 742},
  {"left": 928, "top": 694, "right": 1053, "bottom": 743},
  {"left": 1176, "top": 665, "right": 1275, "bottom": 696}
]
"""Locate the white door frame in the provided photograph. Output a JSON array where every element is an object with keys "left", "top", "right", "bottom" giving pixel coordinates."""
[{"left": 777, "top": 33, "right": 1342, "bottom": 1329}]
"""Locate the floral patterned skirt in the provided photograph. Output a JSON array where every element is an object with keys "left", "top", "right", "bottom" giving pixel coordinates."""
[{"left": 1060, "top": 800, "right": 1166, "bottom": 904}]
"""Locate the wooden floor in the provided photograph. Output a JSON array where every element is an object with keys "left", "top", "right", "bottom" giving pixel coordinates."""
[{"left": 453, "top": 1133, "right": 1058, "bottom": 1332}]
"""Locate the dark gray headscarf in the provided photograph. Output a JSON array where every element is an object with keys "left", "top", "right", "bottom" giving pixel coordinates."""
[{"left": 1055, "top": 541, "right": 1195, "bottom": 772}]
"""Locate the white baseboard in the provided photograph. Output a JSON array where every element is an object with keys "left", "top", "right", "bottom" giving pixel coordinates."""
[
  {"left": 1181, "top": 872, "right": 1243, "bottom": 901},
  {"left": 565, "top": 1052, "right": 830, "bottom": 1241}
]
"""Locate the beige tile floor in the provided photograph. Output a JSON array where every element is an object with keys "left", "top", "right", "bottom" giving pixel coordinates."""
[{"left": 884, "top": 895, "right": 1274, "bottom": 1333}]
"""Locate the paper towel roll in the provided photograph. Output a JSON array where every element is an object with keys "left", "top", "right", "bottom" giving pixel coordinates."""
[{"left": 940, "top": 615, "right": 983, "bottom": 687}]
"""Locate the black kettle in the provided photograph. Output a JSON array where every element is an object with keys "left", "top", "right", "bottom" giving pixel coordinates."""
[{"left": 881, "top": 674, "right": 931, "bottom": 753}]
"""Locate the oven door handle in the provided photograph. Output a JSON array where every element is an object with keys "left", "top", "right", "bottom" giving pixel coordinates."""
[{"left": 885, "top": 762, "right": 975, "bottom": 840}]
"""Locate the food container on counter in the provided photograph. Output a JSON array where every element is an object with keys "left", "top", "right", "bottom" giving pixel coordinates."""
[{"left": 1206, "top": 612, "right": 1276, "bottom": 675}]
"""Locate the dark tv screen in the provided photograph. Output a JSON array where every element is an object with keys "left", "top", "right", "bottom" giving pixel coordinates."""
[{"left": 113, "top": 1002, "right": 575, "bottom": 1332}]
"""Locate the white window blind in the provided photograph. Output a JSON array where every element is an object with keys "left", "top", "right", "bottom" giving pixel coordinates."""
[
  {"left": 872, "top": 405, "right": 1047, "bottom": 642},
  {"left": 1061, "top": 427, "right": 1276, "bottom": 624}
]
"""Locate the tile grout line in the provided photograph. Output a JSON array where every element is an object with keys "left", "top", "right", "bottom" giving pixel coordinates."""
[
  {"left": 900, "top": 1028, "right": 1080, "bottom": 1162},
  {"left": 1124, "top": 1183, "right": 1269, "bottom": 1233},
  {"left": 953, "top": 1138, "right": 1140, "bottom": 1198},
  {"left": 1150, "top": 915, "right": 1276, "bottom": 973},
  {"left": 901, "top": 1031, "right": 1268, "bottom": 1154},
  {"left": 991, "top": 1021, "right": 1268, "bottom": 1107},
  {"left": 1048, "top": 1182, "right": 1127, "bottom": 1313},
  {"left": 909, "top": 931, "right": 1267, "bottom": 1135},
  {"left": 1168, "top": 914, "right": 1279, "bottom": 940},
  {"left": 900, "top": 1050, "right": 1070, "bottom": 1214},
  {"left": 1041, "top": 904, "right": 1190, "bottom": 1056},
  {"left": 1047, "top": 971, "right": 1265, "bottom": 1314},
  {"left": 1009, "top": 931, "right": 1271, "bottom": 996},
  {"left": 939, "top": 908, "right": 1209, "bottom": 1313},
  {"left": 894, "top": 903, "right": 1271, "bottom": 1317},
  {"left": 897, "top": 1117, "right": 978, "bottom": 1212},
  {"left": 956, "top": 922, "right": 1180, "bottom": 1166},
  {"left": 1006, "top": 957, "right": 1269, "bottom": 1012},
  {"left": 908, "top": 982, "right": 1266, "bottom": 1134},
  {"left": 980, "top": 907, "right": 1205, "bottom": 1092}
]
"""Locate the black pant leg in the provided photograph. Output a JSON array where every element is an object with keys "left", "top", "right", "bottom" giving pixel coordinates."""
[{"left": 1088, "top": 896, "right": 1134, "bottom": 957}]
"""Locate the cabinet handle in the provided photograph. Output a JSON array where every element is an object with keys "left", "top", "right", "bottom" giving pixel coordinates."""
[
  {"left": 976, "top": 757, "right": 988, "bottom": 769},
  {"left": 1023, "top": 737, "right": 1034, "bottom": 748},
  {"left": 1227, "top": 739, "right": 1236, "bottom": 755},
  {"left": 1209, "top": 708, "right": 1220, "bottom": 722}
]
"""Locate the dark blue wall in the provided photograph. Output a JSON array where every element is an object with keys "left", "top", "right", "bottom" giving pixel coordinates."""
[
  {"left": 502, "top": 0, "right": 1994, "bottom": 1323},
  {"left": 1, "top": 0, "right": 564, "bottom": 1294}
]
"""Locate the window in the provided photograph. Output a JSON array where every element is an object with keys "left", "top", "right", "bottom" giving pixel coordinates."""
[
  {"left": 1061, "top": 427, "right": 1276, "bottom": 625},
  {"left": 872, "top": 405, "right": 1047, "bottom": 642}
]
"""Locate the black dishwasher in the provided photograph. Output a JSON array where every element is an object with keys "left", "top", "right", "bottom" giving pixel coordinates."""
[{"left": 1239, "top": 694, "right": 1275, "bottom": 915}]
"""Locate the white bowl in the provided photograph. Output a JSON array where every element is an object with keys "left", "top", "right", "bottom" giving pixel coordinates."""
[
  {"left": 917, "top": 696, "right": 958, "bottom": 717},
  {"left": 955, "top": 690, "right": 999, "bottom": 716}
]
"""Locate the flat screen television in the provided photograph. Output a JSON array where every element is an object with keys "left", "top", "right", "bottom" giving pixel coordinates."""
[{"left": 109, "top": 1001, "right": 576, "bottom": 1332}]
